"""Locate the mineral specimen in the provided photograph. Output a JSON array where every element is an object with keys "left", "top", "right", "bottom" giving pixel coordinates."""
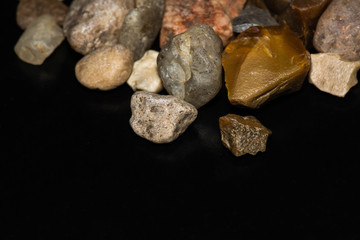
[
  {"left": 127, "top": 50, "right": 163, "bottom": 93},
  {"left": 118, "top": 2, "right": 164, "bottom": 61},
  {"left": 219, "top": 114, "right": 272, "bottom": 157},
  {"left": 313, "top": 0, "right": 360, "bottom": 61},
  {"left": 217, "top": 0, "right": 247, "bottom": 19},
  {"left": 75, "top": 44, "right": 133, "bottom": 90},
  {"left": 309, "top": 53, "right": 360, "bottom": 97},
  {"left": 16, "top": 0, "right": 69, "bottom": 30},
  {"left": 129, "top": 91, "right": 198, "bottom": 143},
  {"left": 159, "top": 0, "right": 234, "bottom": 48},
  {"left": 262, "top": 0, "right": 291, "bottom": 14},
  {"left": 158, "top": 24, "right": 223, "bottom": 109},
  {"left": 63, "top": 0, "right": 134, "bottom": 55},
  {"left": 232, "top": 5, "right": 278, "bottom": 33},
  {"left": 14, "top": 14, "right": 65, "bottom": 65},
  {"left": 222, "top": 25, "right": 310, "bottom": 109}
]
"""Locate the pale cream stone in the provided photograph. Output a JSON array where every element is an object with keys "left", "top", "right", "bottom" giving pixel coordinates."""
[
  {"left": 127, "top": 50, "right": 163, "bottom": 93},
  {"left": 309, "top": 53, "right": 360, "bottom": 97}
]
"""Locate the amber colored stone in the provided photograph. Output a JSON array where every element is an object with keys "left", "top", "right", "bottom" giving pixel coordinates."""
[
  {"left": 222, "top": 25, "right": 310, "bottom": 109},
  {"left": 277, "top": 0, "right": 333, "bottom": 48}
]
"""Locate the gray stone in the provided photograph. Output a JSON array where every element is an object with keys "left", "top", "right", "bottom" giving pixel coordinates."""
[
  {"left": 130, "top": 91, "right": 198, "bottom": 143},
  {"left": 157, "top": 24, "right": 223, "bottom": 109},
  {"left": 63, "top": 0, "right": 134, "bottom": 55},
  {"left": 135, "top": 0, "right": 165, "bottom": 14},
  {"left": 232, "top": 5, "right": 278, "bottom": 33},
  {"left": 14, "top": 14, "right": 65, "bottom": 65},
  {"left": 75, "top": 44, "right": 133, "bottom": 90},
  {"left": 118, "top": 3, "right": 164, "bottom": 61}
]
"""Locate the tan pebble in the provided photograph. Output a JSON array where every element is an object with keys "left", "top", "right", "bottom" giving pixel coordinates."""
[{"left": 75, "top": 44, "right": 133, "bottom": 91}]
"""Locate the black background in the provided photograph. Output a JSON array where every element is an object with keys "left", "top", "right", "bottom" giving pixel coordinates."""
[{"left": 2, "top": 1, "right": 360, "bottom": 239}]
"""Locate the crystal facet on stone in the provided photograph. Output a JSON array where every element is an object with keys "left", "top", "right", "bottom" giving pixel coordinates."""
[
  {"left": 130, "top": 91, "right": 198, "bottom": 144},
  {"left": 222, "top": 25, "right": 310, "bottom": 109},
  {"left": 14, "top": 14, "right": 65, "bottom": 65},
  {"left": 219, "top": 114, "right": 272, "bottom": 157},
  {"left": 309, "top": 53, "right": 360, "bottom": 97},
  {"left": 158, "top": 24, "right": 223, "bottom": 109}
]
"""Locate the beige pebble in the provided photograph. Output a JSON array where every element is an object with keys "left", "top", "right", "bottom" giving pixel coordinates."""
[
  {"left": 127, "top": 50, "right": 163, "bottom": 93},
  {"left": 309, "top": 53, "right": 360, "bottom": 97},
  {"left": 75, "top": 44, "right": 133, "bottom": 90}
]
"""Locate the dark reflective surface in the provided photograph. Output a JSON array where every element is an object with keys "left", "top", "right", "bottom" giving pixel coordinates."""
[{"left": 3, "top": 2, "right": 360, "bottom": 239}]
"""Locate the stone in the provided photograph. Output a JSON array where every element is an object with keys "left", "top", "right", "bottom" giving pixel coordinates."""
[
  {"left": 277, "top": 0, "right": 333, "bottom": 48},
  {"left": 127, "top": 50, "right": 163, "bottom": 93},
  {"left": 136, "top": 0, "right": 165, "bottom": 13},
  {"left": 129, "top": 91, "right": 198, "bottom": 143},
  {"left": 63, "top": 0, "right": 134, "bottom": 55},
  {"left": 16, "top": 0, "right": 69, "bottom": 30},
  {"left": 313, "top": 0, "right": 360, "bottom": 61},
  {"left": 75, "top": 44, "right": 133, "bottom": 90},
  {"left": 158, "top": 24, "right": 223, "bottom": 109},
  {"left": 309, "top": 53, "right": 360, "bottom": 97},
  {"left": 118, "top": 3, "right": 164, "bottom": 61},
  {"left": 219, "top": 114, "right": 272, "bottom": 157},
  {"left": 222, "top": 25, "right": 310, "bottom": 109},
  {"left": 217, "top": 0, "right": 247, "bottom": 19},
  {"left": 14, "top": 14, "right": 65, "bottom": 65},
  {"left": 263, "top": 0, "right": 291, "bottom": 14},
  {"left": 232, "top": 5, "right": 278, "bottom": 33},
  {"left": 159, "top": 0, "right": 233, "bottom": 48}
]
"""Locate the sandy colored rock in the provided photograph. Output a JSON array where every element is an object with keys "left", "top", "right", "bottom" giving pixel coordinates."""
[
  {"left": 75, "top": 44, "right": 133, "bottom": 90},
  {"left": 127, "top": 50, "right": 163, "bottom": 93},
  {"left": 129, "top": 91, "right": 198, "bottom": 144},
  {"left": 159, "top": 0, "right": 233, "bottom": 48},
  {"left": 222, "top": 25, "right": 310, "bottom": 109},
  {"left": 313, "top": 0, "right": 360, "bottom": 61},
  {"left": 63, "top": 0, "right": 134, "bottom": 55},
  {"left": 158, "top": 25, "right": 223, "bottom": 109},
  {"left": 16, "top": 0, "right": 68, "bottom": 30},
  {"left": 309, "top": 53, "right": 360, "bottom": 97},
  {"left": 219, "top": 114, "right": 272, "bottom": 157},
  {"left": 14, "top": 14, "right": 65, "bottom": 65}
]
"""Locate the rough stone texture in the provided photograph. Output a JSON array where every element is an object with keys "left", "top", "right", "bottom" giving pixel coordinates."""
[
  {"left": 136, "top": 0, "right": 165, "bottom": 13},
  {"left": 158, "top": 25, "right": 223, "bottom": 109},
  {"left": 118, "top": 4, "right": 164, "bottom": 61},
  {"left": 63, "top": 0, "right": 134, "bottom": 55},
  {"left": 16, "top": 0, "right": 69, "bottom": 30},
  {"left": 309, "top": 53, "right": 360, "bottom": 97},
  {"left": 75, "top": 44, "right": 133, "bottom": 90},
  {"left": 159, "top": 0, "right": 233, "bottom": 48},
  {"left": 129, "top": 91, "right": 198, "bottom": 143},
  {"left": 219, "top": 114, "right": 272, "bottom": 157},
  {"left": 222, "top": 26, "right": 310, "bottom": 109},
  {"left": 232, "top": 5, "right": 278, "bottom": 33},
  {"left": 14, "top": 14, "right": 65, "bottom": 65},
  {"left": 127, "top": 50, "right": 163, "bottom": 93},
  {"left": 313, "top": 0, "right": 360, "bottom": 61},
  {"left": 217, "top": 0, "right": 247, "bottom": 19}
]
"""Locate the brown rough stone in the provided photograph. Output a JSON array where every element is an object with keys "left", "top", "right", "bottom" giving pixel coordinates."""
[
  {"left": 313, "top": 0, "right": 360, "bottom": 61},
  {"left": 75, "top": 44, "right": 133, "bottom": 90},
  {"left": 129, "top": 91, "right": 198, "bottom": 144},
  {"left": 219, "top": 114, "right": 272, "bottom": 157},
  {"left": 63, "top": 0, "right": 134, "bottom": 55},
  {"left": 217, "top": 0, "right": 246, "bottom": 19},
  {"left": 16, "top": 0, "right": 69, "bottom": 30},
  {"left": 159, "top": 0, "right": 233, "bottom": 48}
]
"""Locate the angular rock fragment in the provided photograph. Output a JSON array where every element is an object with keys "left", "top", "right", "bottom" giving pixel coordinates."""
[
  {"left": 136, "top": 0, "right": 165, "bottom": 13},
  {"left": 159, "top": 0, "right": 233, "bottom": 48},
  {"left": 16, "top": 0, "right": 69, "bottom": 30},
  {"left": 217, "top": 0, "right": 247, "bottom": 19},
  {"left": 232, "top": 5, "right": 278, "bottom": 33},
  {"left": 277, "top": 0, "right": 333, "bottom": 48},
  {"left": 118, "top": 2, "right": 164, "bottom": 61},
  {"left": 222, "top": 25, "right": 310, "bottom": 109},
  {"left": 158, "top": 24, "right": 223, "bottom": 109},
  {"left": 127, "top": 50, "right": 163, "bottom": 93},
  {"left": 14, "top": 14, "right": 65, "bottom": 65},
  {"left": 313, "top": 0, "right": 360, "bottom": 61},
  {"left": 129, "top": 91, "right": 198, "bottom": 143},
  {"left": 75, "top": 44, "right": 133, "bottom": 90},
  {"left": 63, "top": 0, "right": 134, "bottom": 55},
  {"left": 309, "top": 53, "right": 360, "bottom": 97},
  {"left": 219, "top": 114, "right": 271, "bottom": 157}
]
